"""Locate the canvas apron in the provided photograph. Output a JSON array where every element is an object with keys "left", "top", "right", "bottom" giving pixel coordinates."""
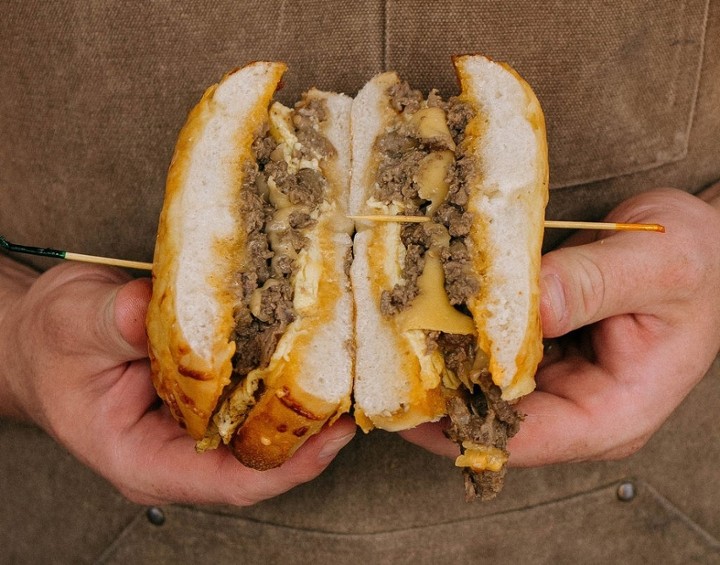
[{"left": 1, "top": 1, "right": 719, "bottom": 562}]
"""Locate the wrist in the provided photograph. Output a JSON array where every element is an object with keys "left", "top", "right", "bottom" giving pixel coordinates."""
[
  {"left": 699, "top": 180, "right": 720, "bottom": 210},
  {"left": 0, "top": 255, "right": 37, "bottom": 421}
]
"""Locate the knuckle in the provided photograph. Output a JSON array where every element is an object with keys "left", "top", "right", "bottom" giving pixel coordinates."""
[
  {"left": 573, "top": 252, "right": 607, "bottom": 325},
  {"left": 652, "top": 223, "right": 716, "bottom": 307},
  {"left": 37, "top": 292, "right": 77, "bottom": 356},
  {"left": 600, "top": 434, "right": 651, "bottom": 461}
]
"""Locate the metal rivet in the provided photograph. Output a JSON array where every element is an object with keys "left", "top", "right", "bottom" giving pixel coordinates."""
[
  {"left": 146, "top": 506, "right": 166, "bottom": 526},
  {"left": 616, "top": 481, "right": 636, "bottom": 502}
]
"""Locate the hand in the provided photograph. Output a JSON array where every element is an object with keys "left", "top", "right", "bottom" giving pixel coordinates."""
[
  {"left": 401, "top": 187, "right": 720, "bottom": 466},
  {"left": 0, "top": 262, "right": 355, "bottom": 506}
]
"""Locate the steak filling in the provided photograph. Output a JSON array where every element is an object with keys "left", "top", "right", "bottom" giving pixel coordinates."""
[
  {"left": 232, "top": 98, "right": 332, "bottom": 378},
  {"left": 375, "top": 82, "right": 521, "bottom": 500},
  {"left": 198, "top": 96, "right": 334, "bottom": 450}
]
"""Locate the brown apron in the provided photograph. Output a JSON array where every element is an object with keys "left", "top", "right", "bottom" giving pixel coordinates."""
[{"left": 1, "top": 1, "right": 719, "bottom": 562}]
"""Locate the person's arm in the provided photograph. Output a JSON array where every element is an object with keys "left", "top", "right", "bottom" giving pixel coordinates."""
[
  {"left": 0, "top": 255, "right": 36, "bottom": 419},
  {"left": 401, "top": 185, "right": 720, "bottom": 465},
  {"left": 0, "top": 259, "right": 355, "bottom": 505},
  {"left": 699, "top": 180, "right": 720, "bottom": 207}
]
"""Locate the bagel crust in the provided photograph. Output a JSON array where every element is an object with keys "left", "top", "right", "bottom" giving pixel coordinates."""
[
  {"left": 147, "top": 62, "right": 286, "bottom": 440},
  {"left": 147, "top": 63, "right": 354, "bottom": 469},
  {"left": 148, "top": 58, "right": 546, "bottom": 489}
]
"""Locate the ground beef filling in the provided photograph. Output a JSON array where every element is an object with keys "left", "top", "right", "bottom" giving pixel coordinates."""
[
  {"left": 231, "top": 98, "right": 332, "bottom": 381},
  {"left": 378, "top": 83, "right": 478, "bottom": 312},
  {"left": 377, "top": 82, "right": 521, "bottom": 500},
  {"left": 445, "top": 377, "right": 523, "bottom": 501}
]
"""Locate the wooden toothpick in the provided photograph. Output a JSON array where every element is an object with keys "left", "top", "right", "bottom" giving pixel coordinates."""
[
  {"left": 348, "top": 215, "right": 665, "bottom": 233},
  {"left": 1, "top": 234, "right": 153, "bottom": 270},
  {"left": 543, "top": 220, "right": 665, "bottom": 233}
]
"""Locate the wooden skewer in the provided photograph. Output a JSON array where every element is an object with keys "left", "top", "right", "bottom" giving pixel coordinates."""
[
  {"left": 63, "top": 252, "right": 154, "bottom": 270},
  {"left": 348, "top": 215, "right": 665, "bottom": 233},
  {"left": 0, "top": 234, "right": 153, "bottom": 271},
  {"left": 3, "top": 213, "right": 665, "bottom": 273},
  {"left": 543, "top": 220, "right": 665, "bottom": 233}
]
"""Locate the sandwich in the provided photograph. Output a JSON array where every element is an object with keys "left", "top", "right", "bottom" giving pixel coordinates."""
[
  {"left": 146, "top": 55, "right": 548, "bottom": 499},
  {"left": 146, "top": 62, "right": 355, "bottom": 470},
  {"left": 350, "top": 55, "right": 548, "bottom": 499}
]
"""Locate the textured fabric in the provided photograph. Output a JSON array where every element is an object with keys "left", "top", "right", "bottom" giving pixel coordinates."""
[
  {"left": 1, "top": 1, "right": 719, "bottom": 563},
  {"left": 387, "top": 1, "right": 709, "bottom": 189},
  {"left": 98, "top": 477, "right": 719, "bottom": 564}
]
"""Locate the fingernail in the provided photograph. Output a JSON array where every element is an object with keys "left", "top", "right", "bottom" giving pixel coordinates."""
[
  {"left": 542, "top": 274, "right": 566, "bottom": 324},
  {"left": 318, "top": 431, "right": 356, "bottom": 462}
]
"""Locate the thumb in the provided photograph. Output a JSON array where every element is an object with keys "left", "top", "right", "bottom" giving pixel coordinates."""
[
  {"left": 112, "top": 277, "right": 152, "bottom": 359},
  {"left": 37, "top": 265, "right": 150, "bottom": 367},
  {"left": 539, "top": 234, "right": 663, "bottom": 338},
  {"left": 90, "top": 276, "right": 150, "bottom": 365},
  {"left": 539, "top": 189, "right": 716, "bottom": 338}
]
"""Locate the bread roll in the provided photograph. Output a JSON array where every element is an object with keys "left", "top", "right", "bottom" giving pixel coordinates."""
[
  {"left": 147, "top": 63, "right": 354, "bottom": 469},
  {"left": 349, "top": 55, "right": 547, "bottom": 499},
  {"left": 455, "top": 54, "right": 548, "bottom": 401}
]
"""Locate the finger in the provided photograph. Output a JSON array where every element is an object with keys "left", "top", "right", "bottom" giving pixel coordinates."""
[
  {"left": 506, "top": 346, "right": 689, "bottom": 467},
  {"left": 38, "top": 266, "right": 150, "bottom": 368},
  {"left": 698, "top": 180, "right": 720, "bottom": 206},
  {"left": 113, "top": 414, "right": 357, "bottom": 506},
  {"left": 541, "top": 189, "right": 717, "bottom": 338},
  {"left": 113, "top": 277, "right": 151, "bottom": 355},
  {"left": 399, "top": 421, "right": 459, "bottom": 459},
  {"left": 508, "top": 386, "right": 654, "bottom": 467},
  {"left": 540, "top": 238, "right": 655, "bottom": 338},
  {"left": 507, "top": 389, "right": 599, "bottom": 466}
]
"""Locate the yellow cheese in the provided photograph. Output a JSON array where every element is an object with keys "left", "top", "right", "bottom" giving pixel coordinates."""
[
  {"left": 268, "top": 101, "right": 321, "bottom": 174},
  {"left": 409, "top": 107, "right": 456, "bottom": 150},
  {"left": 269, "top": 102, "right": 296, "bottom": 146},
  {"left": 249, "top": 279, "right": 282, "bottom": 322},
  {"left": 414, "top": 150, "right": 454, "bottom": 214},
  {"left": 455, "top": 443, "right": 508, "bottom": 473},
  {"left": 404, "top": 329, "right": 445, "bottom": 391},
  {"left": 201, "top": 369, "right": 263, "bottom": 448},
  {"left": 267, "top": 175, "right": 292, "bottom": 209},
  {"left": 396, "top": 250, "right": 474, "bottom": 335}
]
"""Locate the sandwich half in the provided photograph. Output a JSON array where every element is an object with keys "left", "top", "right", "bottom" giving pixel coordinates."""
[
  {"left": 146, "top": 62, "right": 355, "bottom": 470},
  {"left": 350, "top": 55, "right": 548, "bottom": 499}
]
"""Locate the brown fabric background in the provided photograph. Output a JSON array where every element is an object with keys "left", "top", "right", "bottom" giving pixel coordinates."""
[{"left": 1, "top": 1, "right": 719, "bottom": 563}]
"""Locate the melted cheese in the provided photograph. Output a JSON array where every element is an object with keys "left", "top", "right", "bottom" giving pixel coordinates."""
[
  {"left": 455, "top": 443, "right": 508, "bottom": 473},
  {"left": 414, "top": 150, "right": 454, "bottom": 214},
  {"left": 403, "top": 330, "right": 445, "bottom": 391},
  {"left": 396, "top": 250, "right": 474, "bottom": 335},
  {"left": 269, "top": 102, "right": 321, "bottom": 173},
  {"left": 408, "top": 107, "right": 456, "bottom": 150},
  {"left": 200, "top": 369, "right": 263, "bottom": 447},
  {"left": 292, "top": 216, "right": 325, "bottom": 313}
]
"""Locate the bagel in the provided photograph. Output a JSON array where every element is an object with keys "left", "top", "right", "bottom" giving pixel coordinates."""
[
  {"left": 146, "top": 62, "right": 354, "bottom": 470},
  {"left": 146, "top": 55, "right": 548, "bottom": 498},
  {"left": 351, "top": 55, "right": 548, "bottom": 499}
]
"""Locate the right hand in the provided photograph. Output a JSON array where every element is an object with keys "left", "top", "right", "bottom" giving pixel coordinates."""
[
  {"left": 0, "top": 261, "right": 356, "bottom": 506},
  {"left": 399, "top": 187, "right": 720, "bottom": 466}
]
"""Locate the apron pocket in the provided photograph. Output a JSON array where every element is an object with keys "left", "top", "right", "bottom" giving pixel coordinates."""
[{"left": 385, "top": 0, "right": 709, "bottom": 189}]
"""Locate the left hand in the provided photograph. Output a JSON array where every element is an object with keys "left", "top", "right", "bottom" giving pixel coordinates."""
[
  {"left": 0, "top": 262, "right": 355, "bottom": 506},
  {"left": 400, "top": 187, "right": 720, "bottom": 466}
]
